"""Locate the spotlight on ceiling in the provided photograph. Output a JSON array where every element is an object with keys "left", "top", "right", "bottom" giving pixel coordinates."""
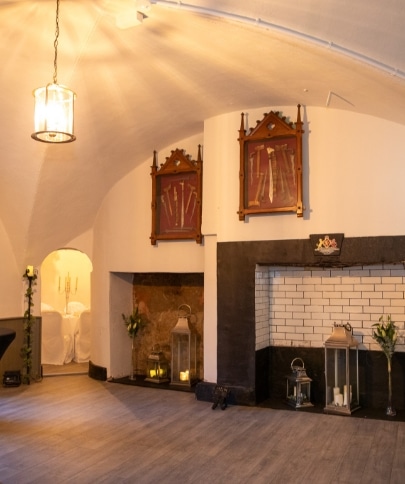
[{"left": 31, "top": 0, "right": 76, "bottom": 143}]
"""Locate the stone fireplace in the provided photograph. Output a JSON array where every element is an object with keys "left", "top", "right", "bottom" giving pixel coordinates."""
[
  {"left": 131, "top": 272, "right": 204, "bottom": 381},
  {"left": 215, "top": 236, "right": 405, "bottom": 409}
]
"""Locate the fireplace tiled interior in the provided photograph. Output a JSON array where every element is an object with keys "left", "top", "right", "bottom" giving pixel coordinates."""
[{"left": 255, "top": 264, "right": 405, "bottom": 352}]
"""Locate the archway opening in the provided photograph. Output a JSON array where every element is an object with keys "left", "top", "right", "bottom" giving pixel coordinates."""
[{"left": 41, "top": 248, "right": 93, "bottom": 375}]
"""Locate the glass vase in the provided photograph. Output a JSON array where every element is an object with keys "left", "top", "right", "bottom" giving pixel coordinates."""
[
  {"left": 129, "top": 336, "right": 136, "bottom": 380},
  {"left": 385, "top": 357, "right": 396, "bottom": 417}
]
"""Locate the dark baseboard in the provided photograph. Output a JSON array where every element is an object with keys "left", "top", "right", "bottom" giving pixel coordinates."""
[{"left": 88, "top": 360, "right": 107, "bottom": 381}]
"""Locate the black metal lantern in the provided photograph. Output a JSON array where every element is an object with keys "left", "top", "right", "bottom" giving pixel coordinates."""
[
  {"left": 286, "top": 358, "right": 313, "bottom": 408},
  {"left": 170, "top": 304, "right": 197, "bottom": 387},
  {"left": 145, "top": 346, "right": 170, "bottom": 384},
  {"left": 324, "top": 322, "right": 360, "bottom": 415}
]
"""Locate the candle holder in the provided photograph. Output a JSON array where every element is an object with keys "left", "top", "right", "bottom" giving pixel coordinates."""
[
  {"left": 145, "top": 345, "right": 170, "bottom": 384},
  {"left": 324, "top": 322, "right": 360, "bottom": 415},
  {"left": 58, "top": 272, "right": 78, "bottom": 314},
  {"left": 170, "top": 304, "right": 197, "bottom": 387},
  {"left": 286, "top": 358, "right": 313, "bottom": 409}
]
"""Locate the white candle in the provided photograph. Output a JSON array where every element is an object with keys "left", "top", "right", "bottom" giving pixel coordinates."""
[
  {"left": 335, "top": 393, "right": 343, "bottom": 406},
  {"left": 343, "top": 385, "right": 352, "bottom": 405},
  {"left": 333, "top": 386, "right": 340, "bottom": 395}
]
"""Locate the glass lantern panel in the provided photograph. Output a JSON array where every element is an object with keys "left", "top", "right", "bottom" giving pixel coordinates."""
[
  {"left": 347, "top": 348, "right": 359, "bottom": 407},
  {"left": 172, "top": 333, "right": 190, "bottom": 383},
  {"left": 325, "top": 347, "right": 347, "bottom": 406},
  {"left": 297, "top": 382, "right": 311, "bottom": 405}
]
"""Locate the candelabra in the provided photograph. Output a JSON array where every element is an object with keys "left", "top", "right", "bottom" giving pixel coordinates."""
[{"left": 58, "top": 273, "right": 78, "bottom": 314}]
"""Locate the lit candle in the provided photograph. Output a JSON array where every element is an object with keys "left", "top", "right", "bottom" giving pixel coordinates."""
[
  {"left": 150, "top": 370, "right": 156, "bottom": 378},
  {"left": 26, "top": 265, "right": 34, "bottom": 277},
  {"left": 180, "top": 371, "right": 188, "bottom": 381}
]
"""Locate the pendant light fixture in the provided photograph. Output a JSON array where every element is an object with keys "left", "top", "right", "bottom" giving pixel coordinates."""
[{"left": 31, "top": 0, "right": 76, "bottom": 143}]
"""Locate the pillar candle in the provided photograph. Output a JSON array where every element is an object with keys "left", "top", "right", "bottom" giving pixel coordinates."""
[{"left": 334, "top": 393, "right": 344, "bottom": 406}]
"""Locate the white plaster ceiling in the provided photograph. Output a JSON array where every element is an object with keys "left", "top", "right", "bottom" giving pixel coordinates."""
[{"left": 0, "top": 0, "right": 404, "bottom": 266}]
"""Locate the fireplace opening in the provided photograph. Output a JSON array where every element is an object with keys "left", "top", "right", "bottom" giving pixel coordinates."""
[
  {"left": 255, "top": 263, "right": 405, "bottom": 409},
  {"left": 130, "top": 272, "right": 204, "bottom": 382}
]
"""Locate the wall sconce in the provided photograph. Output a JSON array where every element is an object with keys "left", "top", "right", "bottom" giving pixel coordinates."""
[{"left": 31, "top": 0, "right": 76, "bottom": 143}]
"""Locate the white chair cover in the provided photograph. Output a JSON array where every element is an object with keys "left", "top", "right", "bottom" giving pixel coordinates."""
[
  {"left": 41, "top": 311, "right": 74, "bottom": 365},
  {"left": 67, "top": 301, "right": 87, "bottom": 316},
  {"left": 74, "top": 309, "right": 91, "bottom": 363},
  {"left": 41, "top": 302, "right": 55, "bottom": 312}
]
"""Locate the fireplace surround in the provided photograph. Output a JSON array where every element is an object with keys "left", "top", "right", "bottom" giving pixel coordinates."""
[{"left": 211, "top": 235, "right": 405, "bottom": 409}]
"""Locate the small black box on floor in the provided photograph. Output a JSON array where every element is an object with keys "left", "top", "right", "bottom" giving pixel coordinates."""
[{"left": 3, "top": 370, "right": 21, "bottom": 387}]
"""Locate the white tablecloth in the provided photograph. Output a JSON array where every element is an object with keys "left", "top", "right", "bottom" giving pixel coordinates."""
[
  {"left": 62, "top": 315, "right": 79, "bottom": 339},
  {"left": 62, "top": 315, "right": 79, "bottom": 362}
]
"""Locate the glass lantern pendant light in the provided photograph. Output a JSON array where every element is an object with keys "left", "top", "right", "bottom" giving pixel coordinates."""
[{"left": 31, "top": 0, "right": 76, "bottom": 143}]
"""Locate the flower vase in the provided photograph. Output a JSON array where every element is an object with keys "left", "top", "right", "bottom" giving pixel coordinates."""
[
  {"left": 386, "top": 357, "right": 396, "bottom": 417},
  {"left": 129, "top": 336, "right": 137, "bottom": 380}
]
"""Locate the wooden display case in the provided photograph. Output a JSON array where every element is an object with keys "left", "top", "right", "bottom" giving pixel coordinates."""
[
  {"left": 238, "top": 104, "right": 304, "bottom": 220},
  {"left": 150, "top": 146, "right": 203, "bottom": 245}
]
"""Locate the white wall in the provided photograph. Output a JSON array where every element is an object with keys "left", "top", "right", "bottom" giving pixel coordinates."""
[
  {"left": 90, "top": 105, "right": 405, "bottom": 380},
  {"left": 91, "top": 134, "right": 205, "bottom": 374},
  {"left": 204, "top": 106, "right": 405, "bottom": 241},
  {"left": 0, "top": 219, "right": 25, "bottom": 318}
]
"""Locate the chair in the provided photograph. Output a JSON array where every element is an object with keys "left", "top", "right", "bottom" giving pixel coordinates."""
[
  {"left": 74, "top": 310, "right": 91, "bottom": 363},
  {"left": 41, "top": 311, "right": 74, "bottom": 365},
  {"left": 67, "top": 301, "right": 87, "bottom": 316}
]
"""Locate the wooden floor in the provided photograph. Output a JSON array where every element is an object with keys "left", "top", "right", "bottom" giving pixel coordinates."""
[
  {"left": 1, "top": 376, "right": 405, "bottom": 484},
  {"left": 42, "top": 361, "right": 89, "bottom": 376}
]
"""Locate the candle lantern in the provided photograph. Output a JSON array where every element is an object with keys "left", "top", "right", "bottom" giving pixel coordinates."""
[
  {"left": 324, "top": 322, "right": 360, "bottom": 415},
  {"left": 170, "top": 304, "right": 197, "bottom": 387},
  {"left": 145, "top": 345, "right": 170, "bottom": 384},
  {"left": 286, "top": 358, "right": 313, "bottom": 408}
]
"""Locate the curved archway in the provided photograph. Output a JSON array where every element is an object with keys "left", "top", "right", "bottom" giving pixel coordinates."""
[
  {"left": 41, "top": 248, "right": 92, "bottom": 314},
  {"left": 41, "top": 248, "right": 93, "bottom": 374}
]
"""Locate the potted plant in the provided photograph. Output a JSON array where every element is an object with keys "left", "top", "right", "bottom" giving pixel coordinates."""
[
  {"left": 372, "top": 314, "right": 398, "bottom": 416},
  {"left": 122, "top": 306, "right": 145, "bottom": 380}
]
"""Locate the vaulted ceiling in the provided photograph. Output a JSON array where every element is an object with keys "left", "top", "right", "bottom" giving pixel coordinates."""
[{"left": 1, "top": 0, "right": 404, "bottom": 266}]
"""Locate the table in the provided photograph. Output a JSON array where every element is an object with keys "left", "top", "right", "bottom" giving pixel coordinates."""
[{"left": 0, "top": 328, "right": 16, "bottom": 360}]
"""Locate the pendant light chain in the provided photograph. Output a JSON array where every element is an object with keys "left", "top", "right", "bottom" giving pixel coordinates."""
[
  {"left": 32, "top": 0, "right": 76, "bottom": 143},
  {"left": 53, "top": 0, "right": 60, "bottom": 85}
]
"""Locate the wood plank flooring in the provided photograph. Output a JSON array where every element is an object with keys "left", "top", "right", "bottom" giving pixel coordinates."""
[
  {"left": 42, "top": 361, "right": 89, "bottom": 376},
  {"left": 1, "top": 375, "right": 405, "bottom": 483}
]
